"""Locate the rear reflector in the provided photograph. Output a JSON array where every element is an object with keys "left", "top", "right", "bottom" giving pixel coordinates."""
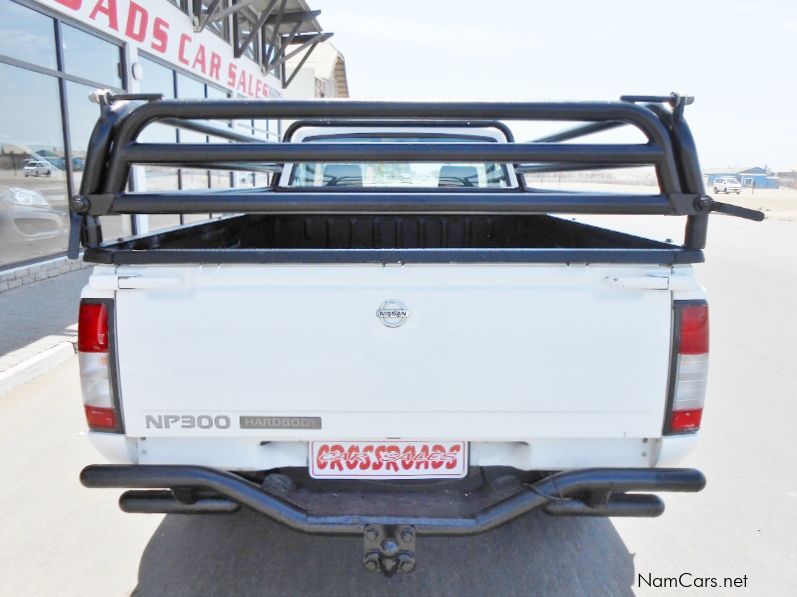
[
  {"left": 78, "top": 301, "right": 121, "bottom": 432},
  {"left": 667, "top": 301, "right": 709, "bottom": 434},
  {"left": 84, "top": 406, "right": 118, "bottom": 430},
  {"left": 670, "top": 408, "right": 703, "bottom": 432}
]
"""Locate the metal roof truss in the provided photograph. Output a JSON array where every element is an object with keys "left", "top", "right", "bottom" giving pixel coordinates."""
[{"left": 191, "top": 0, "right": 332, "bottom": 88}]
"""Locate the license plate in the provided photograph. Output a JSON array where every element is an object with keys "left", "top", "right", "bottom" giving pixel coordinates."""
[{"left": 309, "top": 441, "right": 468, "bottom": 479}]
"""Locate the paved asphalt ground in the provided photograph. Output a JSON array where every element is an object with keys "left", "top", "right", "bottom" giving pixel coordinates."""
[
  {"left": 0, "top": 215, "right": 795, "bottom": 596},
  {"left": 0, "top": 268, "right": 88, "bottom": 371}
]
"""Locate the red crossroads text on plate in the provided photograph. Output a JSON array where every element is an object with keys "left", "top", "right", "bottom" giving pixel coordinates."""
[{"left": 310, "top": 441, "right": 468, "bottom": 479}]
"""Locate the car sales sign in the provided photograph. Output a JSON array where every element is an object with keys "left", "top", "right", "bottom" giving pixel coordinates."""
[{"left": 41, "top": 0, "right": 280, "bottom": 99}]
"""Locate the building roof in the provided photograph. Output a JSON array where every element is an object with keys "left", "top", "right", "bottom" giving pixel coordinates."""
[
  {"left": 702, "top": 166, "right": 767, "bottom": 175},
  {"left": 287, "top": 41, "right": 349, "bottom": 97},
  {"left": 194, "top": 0, "right": 332, "bottom": 87},
  {"left": 244, "top": 0, "right": 323, "bottom": 35}
]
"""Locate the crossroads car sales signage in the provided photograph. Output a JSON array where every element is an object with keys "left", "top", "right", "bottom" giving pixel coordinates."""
[{"left": 41, "top": 0, "right": 281, "bottom": 98}]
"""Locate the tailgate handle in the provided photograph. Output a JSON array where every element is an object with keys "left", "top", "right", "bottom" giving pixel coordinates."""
[
  {"left": 606, "top": 276, "right": 699, "bottom": 291},
  {"left": 118, "top": 276, "right": 182, "bottom": 289}
]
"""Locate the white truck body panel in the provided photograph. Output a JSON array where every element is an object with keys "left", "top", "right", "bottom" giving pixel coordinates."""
[
  {"left": 76, "top": 121, "right": 715, "bottom": 478},
  {"left": 80, "top": 261, "right": 704, "bottom": 470}
]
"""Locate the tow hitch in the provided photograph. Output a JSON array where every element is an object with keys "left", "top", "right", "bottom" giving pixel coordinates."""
[{"left": 362, "top": 524, "right": 417, "bottom": 575}]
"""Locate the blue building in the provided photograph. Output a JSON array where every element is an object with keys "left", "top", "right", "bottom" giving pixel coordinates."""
[{"left": 704, "top": 167, "right": 780, "bottom": 189}]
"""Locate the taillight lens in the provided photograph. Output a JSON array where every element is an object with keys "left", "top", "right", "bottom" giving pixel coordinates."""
[
  {"left": 666, "top": 302, "right": 709, "bottom": 433},
  {"left": 78, "top": 301, "right": 120, "bottom": 432},
  {"left": 678, "top": 303, "right": 709, "bottom": 355},
  {"left": 77, "top": 303, "right": 108, "bottom": 352}
]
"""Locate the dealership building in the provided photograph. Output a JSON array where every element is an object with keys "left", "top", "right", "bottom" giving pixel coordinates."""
[{"left": 0, "top": 0, "right": 347, "bottom": 284}]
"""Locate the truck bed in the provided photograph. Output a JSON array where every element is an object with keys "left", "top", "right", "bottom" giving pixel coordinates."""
[{"left": 88, "top": 213, "right": 698, "bottom": 264}]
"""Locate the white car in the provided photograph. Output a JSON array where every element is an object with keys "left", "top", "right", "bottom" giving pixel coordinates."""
[
  {"left": 22, "top": 160, "right": 53, "bottom": 177},
  {"left": 713, "top": 176, "right": 742, "bottom": 194}
]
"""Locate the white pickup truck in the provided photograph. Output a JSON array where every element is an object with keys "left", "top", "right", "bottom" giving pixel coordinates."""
[{"left": 72, "top": 93, "right": 762, "bottom": 574}]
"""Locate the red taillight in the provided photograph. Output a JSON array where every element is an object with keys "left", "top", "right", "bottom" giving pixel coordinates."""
[
  {"left": 79, "top": 301, "right": 121, "bottom": 432},
  {"left": 679, "top": 303, "right": 709, "bottom": 355},
  {"left": 78, "top": 303, "right": 109, "bottom": 352},
  {"left": 670, "top": 408, "right": 703, "bottom": 432},
  {"left": 84, "top": 405, "right": 118, "bottom": 429},
  {"left": 667, "top": 301, "right": 709, "bottom": 434}
]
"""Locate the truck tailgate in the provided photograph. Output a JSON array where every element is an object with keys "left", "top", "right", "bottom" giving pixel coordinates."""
[{"left": 112, "top": 264, "right": 673, "bottom": 440}]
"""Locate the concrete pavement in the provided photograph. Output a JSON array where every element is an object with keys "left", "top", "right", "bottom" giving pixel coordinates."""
[
  {"left": 0, "top": 268, "right": 89, "bottom": 394},
  {"left": 0, "top": 267, "right": 89, "bottom": 369},
  {"left": 0, "top": 359, "right": 162, "bottom": 597}
]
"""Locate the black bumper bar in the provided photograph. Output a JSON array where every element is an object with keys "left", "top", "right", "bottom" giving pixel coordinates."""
[{"left": 81, "top": 465, "right": 705, "bottom": 536}]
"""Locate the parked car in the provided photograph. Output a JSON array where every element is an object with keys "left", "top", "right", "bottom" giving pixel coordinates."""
[
  {"left": 0, "top": 186, "right": 68, "bottom": 262},
  {"left": 74, "top": 95, "right": 763, "bottom": 575},
  {"left": 713, "top": 176, "right": 742, "bottom": 194},
  {"left": 23, "top": 159, "right": 53, "bottom": 177}
]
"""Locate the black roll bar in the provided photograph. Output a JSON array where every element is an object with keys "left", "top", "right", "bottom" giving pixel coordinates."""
[
  {"left": 161, "top": 118, "right": 269, "bottom": 144},
  {"left": 532, "top": 120, "right": 627, "bottom": 143},
  {"left": 96, "top": 99, "right": 683, "bottom": 195},
  {"left": 72, "top": 94, "right": 764, "bottom": 257},
  {"left": 89, "top": 191, "right": 680, "bottom": 217},
  {"left": 121, "top": 142, "right": 666, "bottom": 168},
  {"left": 644, "top": 102, "right": 710, "bottom": 248}
]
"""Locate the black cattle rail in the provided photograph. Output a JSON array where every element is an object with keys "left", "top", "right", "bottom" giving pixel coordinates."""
[
  {"left": 69, "top": 94, "right": 763, "bottom": 258},
  {"left": 78, "top": 190, "right": 696, "bottom": 216},
  {"left": 81, "top": 465, "right": 706, "bottom": 534}
]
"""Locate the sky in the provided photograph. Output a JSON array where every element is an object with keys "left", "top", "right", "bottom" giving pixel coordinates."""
[{"left": 315, "top": 0, "right": 796, "bottom": 171}]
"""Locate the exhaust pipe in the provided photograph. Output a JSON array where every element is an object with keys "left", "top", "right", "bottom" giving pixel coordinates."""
[
  {"left": 543, "top": 493, "right": 664, "bottom": 517},
  {"left": 119, "top": 489, "right": 239, "bottom": 514}
]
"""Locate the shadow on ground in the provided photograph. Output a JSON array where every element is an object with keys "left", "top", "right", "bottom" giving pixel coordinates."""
[{"left": 134, "top": 508, "right": 634, "bottom": 596}]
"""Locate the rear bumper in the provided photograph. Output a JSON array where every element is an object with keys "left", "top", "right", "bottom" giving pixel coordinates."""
[
  {"left": 80, "top": 465, "right": 705, "bottom": 536},
  {"left": 89, "top": 434, "right": 700, "bottom": 470}
]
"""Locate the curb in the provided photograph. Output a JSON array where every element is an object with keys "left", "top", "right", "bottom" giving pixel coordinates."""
[
  {"left": 0, "top": 342, "right": 77, "bottom": 397},
  {"left": 0, "top": 255, "right": 89, "bottom": 295}
]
